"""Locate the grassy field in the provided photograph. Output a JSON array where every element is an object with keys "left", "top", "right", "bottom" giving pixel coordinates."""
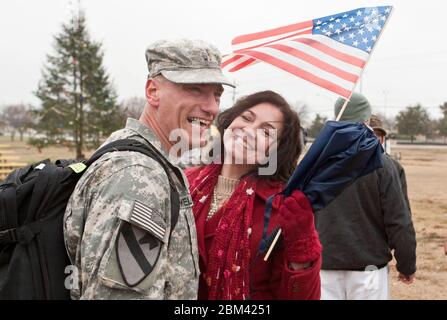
[{"left": 0, "top": 137, "right": 446, "bottom": 299}]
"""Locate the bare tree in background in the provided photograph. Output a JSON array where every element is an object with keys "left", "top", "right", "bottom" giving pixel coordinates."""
[
  {"left": 292, "top": 101, "right": 309, "bottom": 126},
  {"left": 438, "top": 102, "right": 447, "bottom": 142},
  {"left": 1, "top": 104, "right": 34, "bottom": 141},
  {"left": 120, "top": 96, "right": 146, "bottom": 119},
  {"left": 0, "top": 115, "right": 5, "bottom": 134},
  {"left": 374, "top": 112, "right": 396, "bottom": 133},
  {"left": 308, "top": 114, "right": 328, "bottom": 138}
]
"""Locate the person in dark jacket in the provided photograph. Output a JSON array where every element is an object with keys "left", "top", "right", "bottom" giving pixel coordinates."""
[
  {"left": 370, "top": 114, "right": 411, "bottom": 215},
  {"left": 315, "top": 93, "right": 417, "bottom": 300}
]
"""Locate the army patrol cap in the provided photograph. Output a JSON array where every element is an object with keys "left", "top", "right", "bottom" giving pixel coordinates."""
[
  {"left": 145, "top": 39, "right": 235, "bottom": 87},
  {"left": 369, "top": 114, "right": 387, "bottom": 136},
  {"left": 334, "top": 92, "right": 372, "bottom": 122}
]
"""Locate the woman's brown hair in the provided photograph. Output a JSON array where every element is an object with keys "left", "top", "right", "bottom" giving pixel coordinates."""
[{"left": 216, "top": 90, "right": 302, "bottom": 182}]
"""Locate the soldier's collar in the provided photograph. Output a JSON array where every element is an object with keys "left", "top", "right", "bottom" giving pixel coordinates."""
[{"left": 125, "top": 118, "right": 171, "bottom": 160}]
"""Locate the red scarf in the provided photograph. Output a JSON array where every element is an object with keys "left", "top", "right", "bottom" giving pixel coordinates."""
[{"left": 189, "top": 164, "right": 257, "bottom": 300}]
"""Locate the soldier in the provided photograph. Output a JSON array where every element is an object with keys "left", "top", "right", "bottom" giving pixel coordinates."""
[{"left": 63, "top": 39, "right": 234, "bottom": 299}]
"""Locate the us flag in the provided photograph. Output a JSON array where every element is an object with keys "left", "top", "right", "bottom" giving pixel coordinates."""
[{"left": 222, "top": 6, "right": 393, "bottom": 99}]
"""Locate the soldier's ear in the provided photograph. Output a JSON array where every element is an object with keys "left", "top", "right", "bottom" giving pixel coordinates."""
[{"left": 146, "top": 79, "right": 160, "bottom": 108}]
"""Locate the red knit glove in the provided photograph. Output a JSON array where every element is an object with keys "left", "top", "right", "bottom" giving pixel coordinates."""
[{"left": 277, "top": 190, "right": 322, "bottom": 264}]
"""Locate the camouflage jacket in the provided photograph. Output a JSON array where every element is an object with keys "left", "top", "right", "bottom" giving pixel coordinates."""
[{"left": 63, "top": 118, "right": 199, "bottom": 299}]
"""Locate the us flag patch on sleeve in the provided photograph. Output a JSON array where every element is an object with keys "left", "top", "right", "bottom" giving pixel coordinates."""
[{"left": 129, "top": 200, "right": 166, "bottom": 242}]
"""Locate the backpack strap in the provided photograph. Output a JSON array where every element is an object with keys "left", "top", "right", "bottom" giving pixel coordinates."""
[
  {"left": 0, "top": 184, "right": 18, "bottom": 231},
  {"left": 85, "top": 138, "right": 188, "bottom": 242},
  {"left": 0, "top": 183, "right": 20, "bottom": 246}
]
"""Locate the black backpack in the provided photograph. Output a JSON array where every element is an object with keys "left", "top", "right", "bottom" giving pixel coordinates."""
[{"left": 0, "top": 138, "right": 183, "bottom": 300}]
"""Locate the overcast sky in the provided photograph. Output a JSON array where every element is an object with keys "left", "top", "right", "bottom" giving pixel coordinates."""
[{"left": 1, "top": 0, "right": 446, "bottom": 123}]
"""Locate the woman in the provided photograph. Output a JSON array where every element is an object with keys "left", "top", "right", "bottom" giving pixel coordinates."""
[{"left": 186, "top": 91, "right": 322, "bottom": 300}]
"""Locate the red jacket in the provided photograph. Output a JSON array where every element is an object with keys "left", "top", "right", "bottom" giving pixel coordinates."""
[{"left": 186, "top": 168, "right": 322, "bottom": 300}]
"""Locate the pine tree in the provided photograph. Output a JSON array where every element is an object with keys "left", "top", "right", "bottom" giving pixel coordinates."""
[{"left": 32, "top": 11, "right": 123, "bottom": 159}]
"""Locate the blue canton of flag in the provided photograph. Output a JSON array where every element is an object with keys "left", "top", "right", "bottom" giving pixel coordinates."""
[{"left": 313, "top": 6, "right": 392, "bottom": 53}]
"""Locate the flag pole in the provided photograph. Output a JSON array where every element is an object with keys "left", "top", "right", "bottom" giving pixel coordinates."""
[
  {"left": 263, "top": 229, "right": 282, "bottom": 261},
  {"left": 336, "top": 6, "right": 394, "bottom": 122},
  {"left": 262, "top": 6, "right": 395, "bottom": 259},
  {"left": 335, "top": 98, "right": 350, "bottom": 121}
]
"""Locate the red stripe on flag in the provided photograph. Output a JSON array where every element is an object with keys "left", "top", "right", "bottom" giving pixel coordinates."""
[
  {"left": 221, "top": 55, "right": 243, "bottom": 68},
  {"left": 267, "top": 43, "right": 359, "bottom": 83},
  {"left": 233, "top": 29, "right": 312, "bottom": 53},
  {"left": 229, "top": 57, "right": 257, "bottom": 72},
  {"left": 232, "top": 20, "right": 313, "bottom": 45},
  {"left": 242, "top": 50, "right": 351, "bottom": 98},
  {"left": 292, "top": 38, "right": 366, "bottom": 68}
]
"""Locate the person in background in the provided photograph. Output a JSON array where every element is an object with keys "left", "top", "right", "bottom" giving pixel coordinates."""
[
  {"left": 370, "top": 114, "right": 411, "bottom": 215},
  {"left": 315, "top": 93, "right": 417, "bottom": 300}
]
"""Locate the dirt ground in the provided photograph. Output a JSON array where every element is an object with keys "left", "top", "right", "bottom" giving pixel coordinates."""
[
  {"left": 0, "top": 136, "right": 92, "bottom": 164},
  {"left": 0, "top": 137, "right": 446, "bottom": 299},
  {"left": 388, "top": 145, "right": 447, "bottom": 300}
]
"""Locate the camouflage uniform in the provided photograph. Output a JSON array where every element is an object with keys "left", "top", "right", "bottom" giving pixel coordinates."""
[
  {"left": 64, "top": 118, "right": 199, "bottom": 299},
  {"left": 64, "top": 38, "right": 232, "bottom": 300}
]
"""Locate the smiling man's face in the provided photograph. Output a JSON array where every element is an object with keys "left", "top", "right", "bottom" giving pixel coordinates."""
[{"left": 151, "top": 77, "right": 223, "bottom": 150}]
